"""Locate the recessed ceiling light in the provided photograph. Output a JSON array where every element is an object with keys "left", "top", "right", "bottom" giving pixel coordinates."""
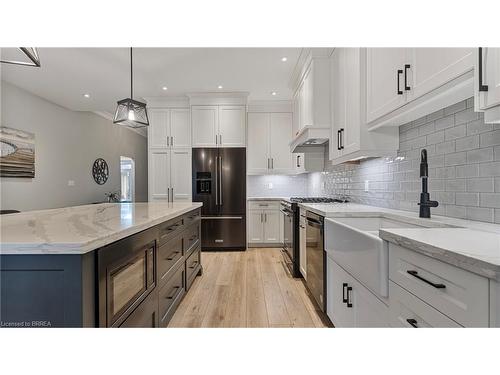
[
  {"left": 218, "top": 85, "right": 223, "bottom": 89},
  {"left": 281, "top": 57, "right": 287, "bottom": 62},
  {"left": 83, "top": 94, "right": 90, "bottom": 98},
  {"left": 271, "top": 91, "right": 277, "bottom": 96},
  {"left": 162, "top": 86, "right": 168, "bottom": 91}
]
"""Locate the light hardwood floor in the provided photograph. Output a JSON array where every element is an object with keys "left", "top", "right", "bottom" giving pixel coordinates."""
[{"left": 168, "top": 248, "right": 331, "bottom": 328}]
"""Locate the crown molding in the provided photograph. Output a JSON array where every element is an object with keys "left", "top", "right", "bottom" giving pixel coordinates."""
[
  {"left": 247, "top": 100, "right": 293, "bottom": 113},
  {"left": 186, "top": 92, "right": 249, "bottom": 106},
  {"left": 143, "top": 96, "right": 189, "bottom": 108}
]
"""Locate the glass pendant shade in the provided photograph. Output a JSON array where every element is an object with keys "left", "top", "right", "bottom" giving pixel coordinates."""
[
  {"left": 113, "top": 98, "right": 149, "bottom": 128},
  {"left": 113, "top": 48, "right": 149, "bottom": 128}
]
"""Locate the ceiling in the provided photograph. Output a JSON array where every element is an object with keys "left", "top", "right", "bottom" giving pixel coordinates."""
[{"left": 1, "top": 48, "right": 303, "bottom": 114}]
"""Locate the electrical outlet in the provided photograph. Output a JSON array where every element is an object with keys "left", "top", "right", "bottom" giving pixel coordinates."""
[
  {"left": 68, "top": 180, "right": 75, "bottom": 187},
  {"left": 364, "top": 180, "right": 369, "bottom": 192},
  {"left": 268, "top": 182, "right": 273, "bottom": 189}
]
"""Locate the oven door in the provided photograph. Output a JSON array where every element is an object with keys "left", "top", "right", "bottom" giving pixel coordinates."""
[
  {"left": 98, "top": 238, "right": 156, "bottom": 327},
  {"left": 281, "top": 206, "right": 294, "bottom": 265}
]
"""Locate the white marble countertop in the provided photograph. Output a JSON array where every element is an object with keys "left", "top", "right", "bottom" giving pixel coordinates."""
[
  {"left": 299, "top": 202, "right": 500, "bottom": 280},
  {"left": 0, "top": 202, "right": 202, "bottom": 255},
  {"left": 247, "top": 196, "right": 290, "bottom": 201}
]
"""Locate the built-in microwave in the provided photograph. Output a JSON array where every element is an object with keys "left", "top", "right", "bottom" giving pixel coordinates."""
[{"left": 98, "top": 231, "right": 156, "bottom": 327}]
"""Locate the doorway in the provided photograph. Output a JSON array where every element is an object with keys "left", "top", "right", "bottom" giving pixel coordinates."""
[{"left": 120, "top": 156, "right": 135, "bottom": 202}]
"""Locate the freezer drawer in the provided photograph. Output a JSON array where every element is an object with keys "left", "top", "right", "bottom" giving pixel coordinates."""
[{"left": 201, "top": 216, "right": 246, "bottom": 250}]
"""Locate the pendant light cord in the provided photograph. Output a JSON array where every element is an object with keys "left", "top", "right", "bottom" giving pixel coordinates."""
[{"left": 130, "top": 47, "right": 133, "bottom": 100}]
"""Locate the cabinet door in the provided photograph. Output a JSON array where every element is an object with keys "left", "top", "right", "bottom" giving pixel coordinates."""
[
  {"left": 219, "top": 105, "right": 246, "bottom": 147},
  {"left": 366, "top": 48, "right": 407, "bottom": 123},
  {"left": 248, "top": 210, "right": 264, "bottom": 243},
  {"left": 247, "top": 112, "right": 270, "bottom": 175},
  {"left": 481, "top": 48, "right": 500, "bottom": 109},
  {"left": 326, "top": 257, "right": 354, "bottom": 327},
  {"left": 302, "top": 65, "right": 314, "bottom": 127},
  {"left": 170, "top": 108, "right": 191, "bottom": 148},
  {"left": 408, "top": 48, "right": 473, "bottom": 102},
  {"left": 170, "top": 148, "right": 192, "bottom": 201},
  {"left": 269, "top": 113, "right": 293, "bottom": 174},
  {"left": 330, "top": 48, "right": 345, "bottom": 160},
  {"left": 342, "top": 48, "right": 362, "bottom": 155},
  {"left": 148, "top": 109, "right": 169, "bottom": 149},
  {"left": 263, "top": 209, "right": 280, "bottom": 243},
  {"left": 350, "top": 277, "right": 389, "bottom": 328},
  {"left": 149, "top": 150, "right": 170, "bottom": 200},
  {"left": 192, "top": 105, "right": 218, "bottom": 147}
]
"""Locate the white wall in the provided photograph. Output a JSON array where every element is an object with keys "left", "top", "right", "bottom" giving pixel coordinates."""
[{"left": 0, "top": 82, "right": 148, "bottom": 211}]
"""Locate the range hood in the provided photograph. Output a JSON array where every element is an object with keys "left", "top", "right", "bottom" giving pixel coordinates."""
[{"left": 289, "top": 125, "right": 330, "bottom": 153}]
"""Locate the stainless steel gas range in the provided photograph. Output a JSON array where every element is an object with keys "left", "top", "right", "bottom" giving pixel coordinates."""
[{"left": 280, "top": 197, "right": 345, "bottom": 279}]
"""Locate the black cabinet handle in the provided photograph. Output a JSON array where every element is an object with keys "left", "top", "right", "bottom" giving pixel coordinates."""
[
  {"left": 406, "top": 318, "right": 418, "bottom": 328},
  {"left": 342, "top": 283, "right": 348, "bottom": 303},
  {"left": 166, "top": 251, "right": 180, "bottom": 261},
  {"left": 297, "top": 155, "right": 301, "bottom": 168},
  {"left": 189, "top": 260, "right": 199, "bottom": 269},
  {"left": 337, "top": 130, "right": 341, "bottom": 150},
  {"left": 397, "top": 69, "right": 403, "bottom": 95},
  {"left": 404, "top": 64, "right": 411, "bottom": 91},
  {"left": 340, "top": 128, "right": 344, "bottom": 149},
  {"left": 479, "top": 47, "right": 489, "bottom": 92},
  {"left": 166, "top": 286, "right": 180, "bottom": 300},
  {"left": 407, "top": 270, "right": 446, "bottom": 289},
  {"left": 346, "top": 286, "right": 353, "bottom": 308}
]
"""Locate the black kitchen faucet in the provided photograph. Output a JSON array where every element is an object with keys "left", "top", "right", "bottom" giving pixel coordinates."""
[{"left": 418, "top": 149, "right": 439, "bottom": 218}]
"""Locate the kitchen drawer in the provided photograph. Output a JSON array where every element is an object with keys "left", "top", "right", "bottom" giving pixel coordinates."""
[
  {"left": 184, "top": 209, "right": 201, "bottom": 227},
  {"left": 389, "top": 244, "right": 489, "bottom": 327},
  {"left": 184, "top": 221, "right": 200, "bottom": 256},
  {"left": 159, "top": 262, "right": 185, "bottom": 327},
  {"left": 158, "top": 217, "right": 184, "bottom": 246},
  {"left": 120, "top": 289, "right": 158, "bottom": 328},
  {"left": 158, "top": 234, "right": 184, "bottom": 287},
  {"left": 389, "top": 281, "right": 461, "bottom": 328},
  {"left": 248, "top": 200, "right": 281, "bottom": 210},
  {"left": 186, "top": 245, "right": 201, "bottom": 291}
]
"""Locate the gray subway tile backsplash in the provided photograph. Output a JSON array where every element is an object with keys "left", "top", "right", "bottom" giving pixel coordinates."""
[{"left": 307, "top": 98, "right": 500, "bottom": 223}]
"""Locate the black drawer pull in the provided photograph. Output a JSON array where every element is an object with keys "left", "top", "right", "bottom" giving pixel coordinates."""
[
  {"left": 406, "top": 318, "right": 418, "bottom": 328},
  {"left": 189, "top": 261, "right": 199, "bottom": 269},
  {"left": 166, "top": 286, "right": 180, "bottom": 300},
  {"left": 479, "top": 47, "right": 489, "bottom": 92},
  {"left": 407, "top": 270, "right": 446, "bottom": 289},
  {"left": 397, "top": 69, "right": 403, "bottom": 95},
  {"left": 346, "top": 286, "right": 353, "bottom": 308},
  {"left": 342, "top": 283, "right": 348, "bottom": 303},
  {"left": 166, "top": 251, "right": 180, "bottom": 261},
  {"left": 189, "top": 235, "right": 198, "bottom": 241},
  {"left": 404, "top": 64, "right": 411, "bottom": 91}
]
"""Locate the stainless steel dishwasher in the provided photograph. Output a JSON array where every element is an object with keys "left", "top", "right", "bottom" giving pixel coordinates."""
[{"left": 305, "top": 210, "right": 326, "bottom": 311}]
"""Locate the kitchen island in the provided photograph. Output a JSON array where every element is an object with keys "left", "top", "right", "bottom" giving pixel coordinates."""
[{"left": 0, "top": 202, "right": 202, "bottom": 327}]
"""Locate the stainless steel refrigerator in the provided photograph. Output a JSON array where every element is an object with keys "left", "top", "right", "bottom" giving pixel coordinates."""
[{"left": 192, "top": 147, "right": 246, "bottom": 250}]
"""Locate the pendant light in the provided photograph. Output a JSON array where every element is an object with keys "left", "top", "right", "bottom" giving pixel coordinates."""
[{"left": 113, "top": 47, "right": 149, "bottom": 128}]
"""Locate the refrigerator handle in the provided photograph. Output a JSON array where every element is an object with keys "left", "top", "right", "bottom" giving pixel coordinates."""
[
  {"left": 219, "top": 156, "right": 223, "bottom": 206},
  {"left": 215, "top": 156, "right": 219, "bottom": 205}
]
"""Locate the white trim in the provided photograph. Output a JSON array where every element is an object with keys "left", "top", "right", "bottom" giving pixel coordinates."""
[
  {"left": 187, "top": 92, "right": 249, "bottom": 106},
  {"left": 143, "top": 96, "right": 189, "bottom": 108},
  {"left": 247, "top": 100, "right": 292, "bottom": 113}
]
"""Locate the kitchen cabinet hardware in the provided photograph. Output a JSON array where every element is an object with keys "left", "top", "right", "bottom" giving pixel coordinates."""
[
  {"left": 264, "top": 213, "right": 267, "bottom": 222},
  {"left": 337, "top": 130, "right": 341, "bottom": 150},
  {"left": 407, "top": 270, "right": 446, "bottom": 289},
  {"left": 478, "top": 47, "right": 489, "bottom": 92},
  {"left": 342, "top": 283, "right": 348, "bottom": 303},
  {"left": 258, "top": 203, "right": 269, "bottom": 207},
  {"left": 171, "top": 136, "right": 173, "bottom": 146},
  {"left": 340, "top": 128, "right": 344, "bottom": 149},
  {"left": 404, "top": 64, "right": 411, "bottom": 91},
  {"left": 165, "top": 286, "right": 181, "bottom": 300},
  {"left": 297, "top": 155, "right": 301, "bottom": 168},
  {"left": 166, "top": 251, "right": 180, "bottom": 261},
  {"left": 346, "top": 286, "right": 353, "bottom": 308},
  {"left": 406, "top": 318, "right": 418, "bottom": 328},
  {"left": 189, "top": 261, "right": 199, "bottom": 269},
  {"left": 219, "top": 134, "right": 222, "bottom": 144},
  {"left": 166, "top": 136, "right": 169, "bottom": 146},
  {"left": 397, "top": 69, "right": 403, "bottom": 95}
]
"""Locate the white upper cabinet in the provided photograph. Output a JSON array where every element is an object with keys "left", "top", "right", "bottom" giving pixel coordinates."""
[
  {"left": 218, "top": 105, "right": 246, "bottom": 147},
  {"left": 269, "top": 113, "right": 293, "bottom": 174},
  {"left": 330, "top": 48, "right": 398, "bottom": 164},
  {"left": 192, "top": 105, "right": 246, "bottom": 147},
  {"left": 169, "top": 108, "right": 191, "bottom": 148},
  {"left": 148, "top": 108, "right": 191, "bottom": 149},
  {"left": 192, "top": 105, "right": 219, "bottom": 147},
  {"left": 408, "top": 48, "right": 474, "bottom": 102},
  {"left": 247, "top": 112, "right": 294, "bottom": 175},
  {"left": 475, "top": 48, "right": 500, "bottom": 123},
  {"left": 366, "top": 48, "right": 408, "bottom": 123},
  {"left": 247, "top": 112, "right": 270, "bottom": 175},
  {"left": 365, "top": 48, "right": 474, "bottom": 130}
]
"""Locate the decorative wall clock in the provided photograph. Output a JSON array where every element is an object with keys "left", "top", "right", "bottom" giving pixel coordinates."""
[{"left": 92, "top": 158, "right": 109, "bottom": 185}]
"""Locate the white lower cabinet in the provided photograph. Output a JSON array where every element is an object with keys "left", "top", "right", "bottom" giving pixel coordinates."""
[
  {"left": 148, "top": 148, "right": 192, "bottom": 202},
  {"left": 247, "top": 200, "right": 282, "bottom": 246},
  {"left": 389, "top": 281, "right": 461, "bottom": 328},
  {"left": 326, "top": 256, "right": 388, "bottom": 328}
]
